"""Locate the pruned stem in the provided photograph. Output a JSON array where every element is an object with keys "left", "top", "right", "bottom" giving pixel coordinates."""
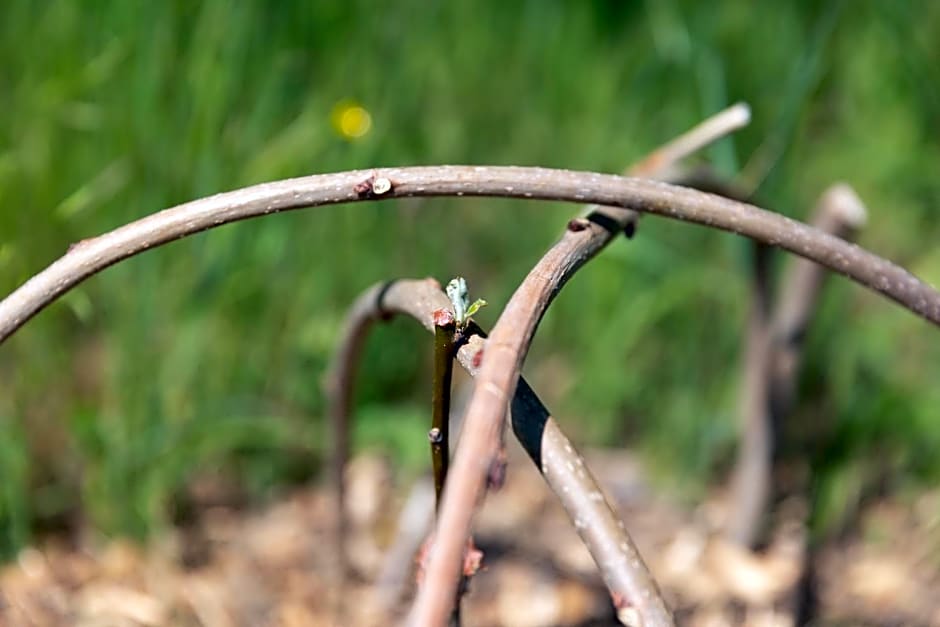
[{"left": 431, "top": 313, "right": 456, "bottom": 509}]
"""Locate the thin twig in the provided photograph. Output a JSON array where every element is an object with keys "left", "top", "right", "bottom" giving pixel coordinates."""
[
  {"left": 629, "top": 102, "right": 751, "bottom": 178},
  {"left": 430, "top": 311, "right": 456, "bottom": 509},
  {"left": 589, "top": 102, "right": 752, "bottom": 237},
  {"left": 1, "top": 167, "right": 938, "bottom": 346}
]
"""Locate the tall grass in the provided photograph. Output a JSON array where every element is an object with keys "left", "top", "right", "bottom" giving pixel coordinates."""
[{"left": 1, "top": 0, "right": 938, "bottom": 555}]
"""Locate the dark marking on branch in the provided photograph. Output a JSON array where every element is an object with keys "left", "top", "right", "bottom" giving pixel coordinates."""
[
  {"left": 623, "top": 220, "right": 637, "bottom": 239},
  {"left": 567, "top": 217, "right": 590, "bottom": 232},
  {"left": 586, "top": 210, "right": 622, "bottom": 234}
]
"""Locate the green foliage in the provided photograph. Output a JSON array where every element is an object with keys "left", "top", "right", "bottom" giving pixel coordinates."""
[
  {"left": 446, "top": 276, "right": 487, "bottom": 328},
  {"left": 0, "top": 0, "right": 938, "bottom": 554}
]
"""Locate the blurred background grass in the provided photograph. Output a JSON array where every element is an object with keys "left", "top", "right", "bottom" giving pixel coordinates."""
[{"left": 1, "top": 0, "right": 938, "bottom": 557}]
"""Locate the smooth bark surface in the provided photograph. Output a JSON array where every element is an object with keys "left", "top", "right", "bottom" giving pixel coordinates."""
[
  {"left": 2, "top": 166, "right": 939, "bottom": 346},
  {"left": 430, "top": 317, "right": 456, "bottom": 509}
]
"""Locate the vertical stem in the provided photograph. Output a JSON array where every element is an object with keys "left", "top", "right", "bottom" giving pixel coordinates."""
[
  {"left": 729, "top": 241, "right": 775, "bottom": 547},
  {"left": 323, "top": 282, "right": 387, "bottom": 622},
  {"left": 431, "top": 314, "right": 456, "bottom": 509},
  {"left": 430, "top": 311, "right": 460, "bottom": 626}
]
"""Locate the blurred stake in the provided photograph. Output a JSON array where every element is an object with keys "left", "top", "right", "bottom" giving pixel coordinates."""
[
  {"left": 728, "top": 240, "right": 775, "bottom": 548},
  {"left": 769, "top": 184, "right": 867, "bottom": 417},
  {"left": 727, "top": 183, "right": 867, "bottom": 549}
]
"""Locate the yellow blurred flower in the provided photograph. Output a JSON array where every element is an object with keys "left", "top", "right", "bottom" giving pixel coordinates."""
[{"left": 330, "top": 100, "right": 372, "bottom": 140}]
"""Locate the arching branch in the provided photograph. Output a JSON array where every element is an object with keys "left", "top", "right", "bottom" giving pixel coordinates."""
[{"left": 1, "top": 166, "right": 938, "bottom": 345}]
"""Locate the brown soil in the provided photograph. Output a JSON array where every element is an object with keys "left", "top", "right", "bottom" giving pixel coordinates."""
[{"left": 2, "top": 446, "right": 938, "bottom": 626}]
